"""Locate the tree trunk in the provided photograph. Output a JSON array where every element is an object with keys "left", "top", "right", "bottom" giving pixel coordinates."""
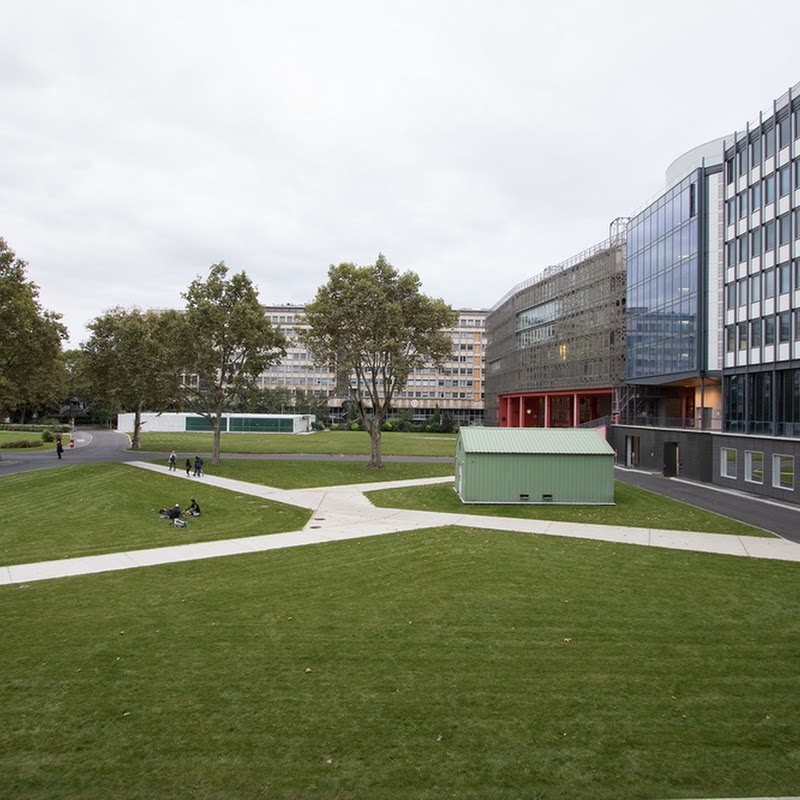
[
  {"left": 131, "top": 406, "right": 142, "bottom": 450},
  {"left": 367, "top": 419, "right": 383, "bottom": 469},
  {"left": 212, "top": 412, "right": 222, "bottom": 465}
]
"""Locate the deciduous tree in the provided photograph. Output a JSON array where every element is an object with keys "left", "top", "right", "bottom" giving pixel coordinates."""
[
  {"left": 176, "top": 263, "right": 286, "bottom": 464},
  {"left": 82, "top": 308, "right": 181, "bottom": 448},
  {"left": 299, "top": 254, "right": 455, "bottom": 468},
  {"left": 0, "top": 238, "right": 67, "bottom": 422}
]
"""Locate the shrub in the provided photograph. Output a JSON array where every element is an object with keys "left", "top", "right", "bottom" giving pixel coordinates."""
[
  {"left": 41, "top": 429, "right": 55, "bottom": 443},
  {"left": 0, "top": 440, "right": 44, "bottom": 449},
  {"left": 0, "top": 423, "right": 71, "bottom": 434}
]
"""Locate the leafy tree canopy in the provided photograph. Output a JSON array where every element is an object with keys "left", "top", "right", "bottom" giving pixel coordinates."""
[
  {"left": 0, "top": 238, "right": 67, "bottom": 421},
  {"left": 299, "top": 254, "right": 455, "bottom": 467},
  {"left": 177, "top": 262, "right": 286, "bottom": 463},
  {"left": 82, "top": 307, "right": 181, "bottom": 448}
]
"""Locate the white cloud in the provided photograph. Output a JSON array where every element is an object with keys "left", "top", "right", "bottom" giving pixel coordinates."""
[{"left": 2, "top": 0, "right": 798, "bottom": 344}]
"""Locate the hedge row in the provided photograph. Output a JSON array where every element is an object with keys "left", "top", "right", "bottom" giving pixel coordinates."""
[{"left": 0, "top": 423, "right": 71, "bottom": 433}]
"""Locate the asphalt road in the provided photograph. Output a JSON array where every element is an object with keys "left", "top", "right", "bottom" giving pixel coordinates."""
[
  {"left": 614, "top": 468, "right": 800, "bottom": 543},
  {"left": 2, "top": 427, "right": 797, "bottom": 542}
]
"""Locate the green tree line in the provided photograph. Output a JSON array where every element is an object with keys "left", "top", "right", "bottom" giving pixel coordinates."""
[{"left": 1, "top": 240, "right": 454, "bottom": 466}]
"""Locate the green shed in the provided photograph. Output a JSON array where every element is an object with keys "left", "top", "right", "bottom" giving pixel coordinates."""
[{"left": 455, "top": 428, "right": 615, "bottom": 505}]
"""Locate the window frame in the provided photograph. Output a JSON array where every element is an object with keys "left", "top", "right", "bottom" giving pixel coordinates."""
[
  {"left": 778, "top": 113, "right": 791, "bottom": 150},
  {"left": 778, "top": 262, "right": 791, "bottom": 295},
  {"left": 721, "top": 448, "right": 737, "bottom": 479},
  {"left": 744, "top": 450, "right": 764, "bottom": 484},
  {"left": 749, "top": 273, "right": 761, "bottom": 303},
  {"left": 779, "top": 164, "right": 791, "bottom": 197},
  {"left": 749, "top": 318, "right": 762, "bottom": 348},
  {"left": 779, "top": 310, "right": 791, "bottom": 343},
  {"left": 764, "top": 174, "right": 776, "bottom": 205},
  {"left": 764, "top": 125, "right": 776, "bottom": 160},
  {"left": 779, "top": 214, "right": 791, "bottom": 247},
  {"left": 764, "top": 315, "right": 775, "bottom": 346},
  {"left": 773, "top": 454, "right": 795, "bottom": 490}
]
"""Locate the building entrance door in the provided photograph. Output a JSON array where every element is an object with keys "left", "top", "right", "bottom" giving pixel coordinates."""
[
  {"left": 625, "top": 435, "right": 639, "bottom": 467},
  {"left": 663, "top": 442, "right": 680, "bottom": 477}
]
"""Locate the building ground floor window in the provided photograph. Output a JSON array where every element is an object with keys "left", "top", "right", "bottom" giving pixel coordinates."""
[
  {"left": 724, "top": 367, "right": 800, "bottom": 437},
  {"left": 498, "top": 389, "right": 612, "bottom": 428},
  {"left": 609, "top": 426, "right": 799, "bottom": 503}
]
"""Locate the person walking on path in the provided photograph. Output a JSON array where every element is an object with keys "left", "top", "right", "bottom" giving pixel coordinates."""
[
  {"left": 56, "top": 440, "right": 64, "bottom": 459},
  {"left": 193, "top": 456, "right": 204, "bottom": 477},
  {"left": 185, "top": 458, "right": 192, "bottom": 477},
  {"left": 168, "top": 450, "right": 177, "bottom": 471}
]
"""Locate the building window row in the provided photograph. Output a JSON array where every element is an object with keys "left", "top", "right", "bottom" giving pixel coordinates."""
[
  {"left": 725, "top": 106, "right": 800, "bottom": 184},
  {"left": 726, "top": 214, "right": 797, "bottom": 266},
  {"left": 725, "top": 163, "right": 799, "bottom": 225},
  {"left": 720, "top": 447, "right": 794, "bottom": 490},
  {"left": 726, "top": 260, "right": 799, "bottom": 307},
  {"left": 724, "top": 369, "right": 800, "bottom": 437},
  {"left": 726, "top": 310, "right": 800, "bottom": 351}
]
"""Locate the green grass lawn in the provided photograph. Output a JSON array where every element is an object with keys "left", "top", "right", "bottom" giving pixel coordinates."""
[
  {"left": 137, "top": 429, "right": 456, "bottom": 457},
  {"left": 0, "top": 430, "right": 53, "bottom": 451},
  {"left": 367, "top": 480, "right": 773, "bottom": 537},
  {"left": 1, "top": 460, "right": 770, "bottom": 570},
  {"left": 1, "top": 527, "right": 799, "bottom": 799},
  {"left": 181, "top": 458, "right": 456, "bottom": 489},
  {"left": 0, "top": 464, "right": 311, "bottom": 566}
]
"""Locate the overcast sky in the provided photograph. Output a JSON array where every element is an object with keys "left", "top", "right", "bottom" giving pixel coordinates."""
[{"left": 2, "top": 1, "right": 799, "bottom": 346}]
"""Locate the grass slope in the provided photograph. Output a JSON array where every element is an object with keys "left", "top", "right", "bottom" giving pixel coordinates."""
[
  {"left": 367, "top": 480, "right": 772, "bottom": 537},
  {"left": 189, "top": 458, "right": 455, "bottom": 489},
  {"left": 138, "top": 430, "right": 456, "bottom": 457},
  {"left": 1, "top": 528, "right": 799, "bottom": 799},
  {"left": 0, "top": 463, "right": 311, "bottom": 566}
]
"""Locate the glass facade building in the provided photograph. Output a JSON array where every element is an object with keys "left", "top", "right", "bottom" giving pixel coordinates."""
[
  {"left": 488, "top": 81, "right": 800, "bottom": 502},
  {"left": 721, "top": 84, "right": 800, "bottom": 438},
  {"left": 626, "top": 174, "right": 700, "bottom": 379},
  {"left": 620, "top": 138, "right": 725, "bottom": 431}
]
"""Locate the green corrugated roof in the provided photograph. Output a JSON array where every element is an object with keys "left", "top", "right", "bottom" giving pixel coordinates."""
[{"left": 458, "top": 427, "right": 614, "bottom": 455}]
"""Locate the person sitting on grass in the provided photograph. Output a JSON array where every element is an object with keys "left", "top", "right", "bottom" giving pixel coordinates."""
[{"left": 185, "top": 499, "right": 201, "bottom": 517}]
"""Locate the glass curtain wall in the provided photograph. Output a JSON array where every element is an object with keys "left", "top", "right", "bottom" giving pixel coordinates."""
[{"left": 626, "top": 173, "right": 700, "bottom": 379}]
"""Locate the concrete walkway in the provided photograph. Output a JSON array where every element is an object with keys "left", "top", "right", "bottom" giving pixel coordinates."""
[{"left": 3, "top": 461, "right": 800, "bottom": 586}]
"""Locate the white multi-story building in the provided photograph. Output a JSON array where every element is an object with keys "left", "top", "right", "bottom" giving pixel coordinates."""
[{"left": 261, "top": 305, "right": 487, "bottom": 425}]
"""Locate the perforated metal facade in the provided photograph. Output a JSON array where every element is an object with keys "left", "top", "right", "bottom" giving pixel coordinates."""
[{"left": 484, "top": 236, "right": 627, "bottom": 426}]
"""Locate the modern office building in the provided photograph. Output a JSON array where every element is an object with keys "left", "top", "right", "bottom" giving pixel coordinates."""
[
  {"left": 484, "top": 227, "right": 627, "bottom": 430},
  {"left": 611, "top": 138, "right": 727, "bottom": 479},
  {"left": 261, "top": 305, "right": 487, "bottom": 425},
  {"left": 713, "top": 84, "right": 800, "bottom": 498},
  {"left": 488, "top": 81, "right": 800, "bottom": 503},
  {"left": 616, "top": 83, "right": 800, "bottom": 502}
]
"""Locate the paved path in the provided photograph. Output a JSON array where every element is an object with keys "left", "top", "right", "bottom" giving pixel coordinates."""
[{"left": 3, "top": 461, "right": 799, "bottom": 587}]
